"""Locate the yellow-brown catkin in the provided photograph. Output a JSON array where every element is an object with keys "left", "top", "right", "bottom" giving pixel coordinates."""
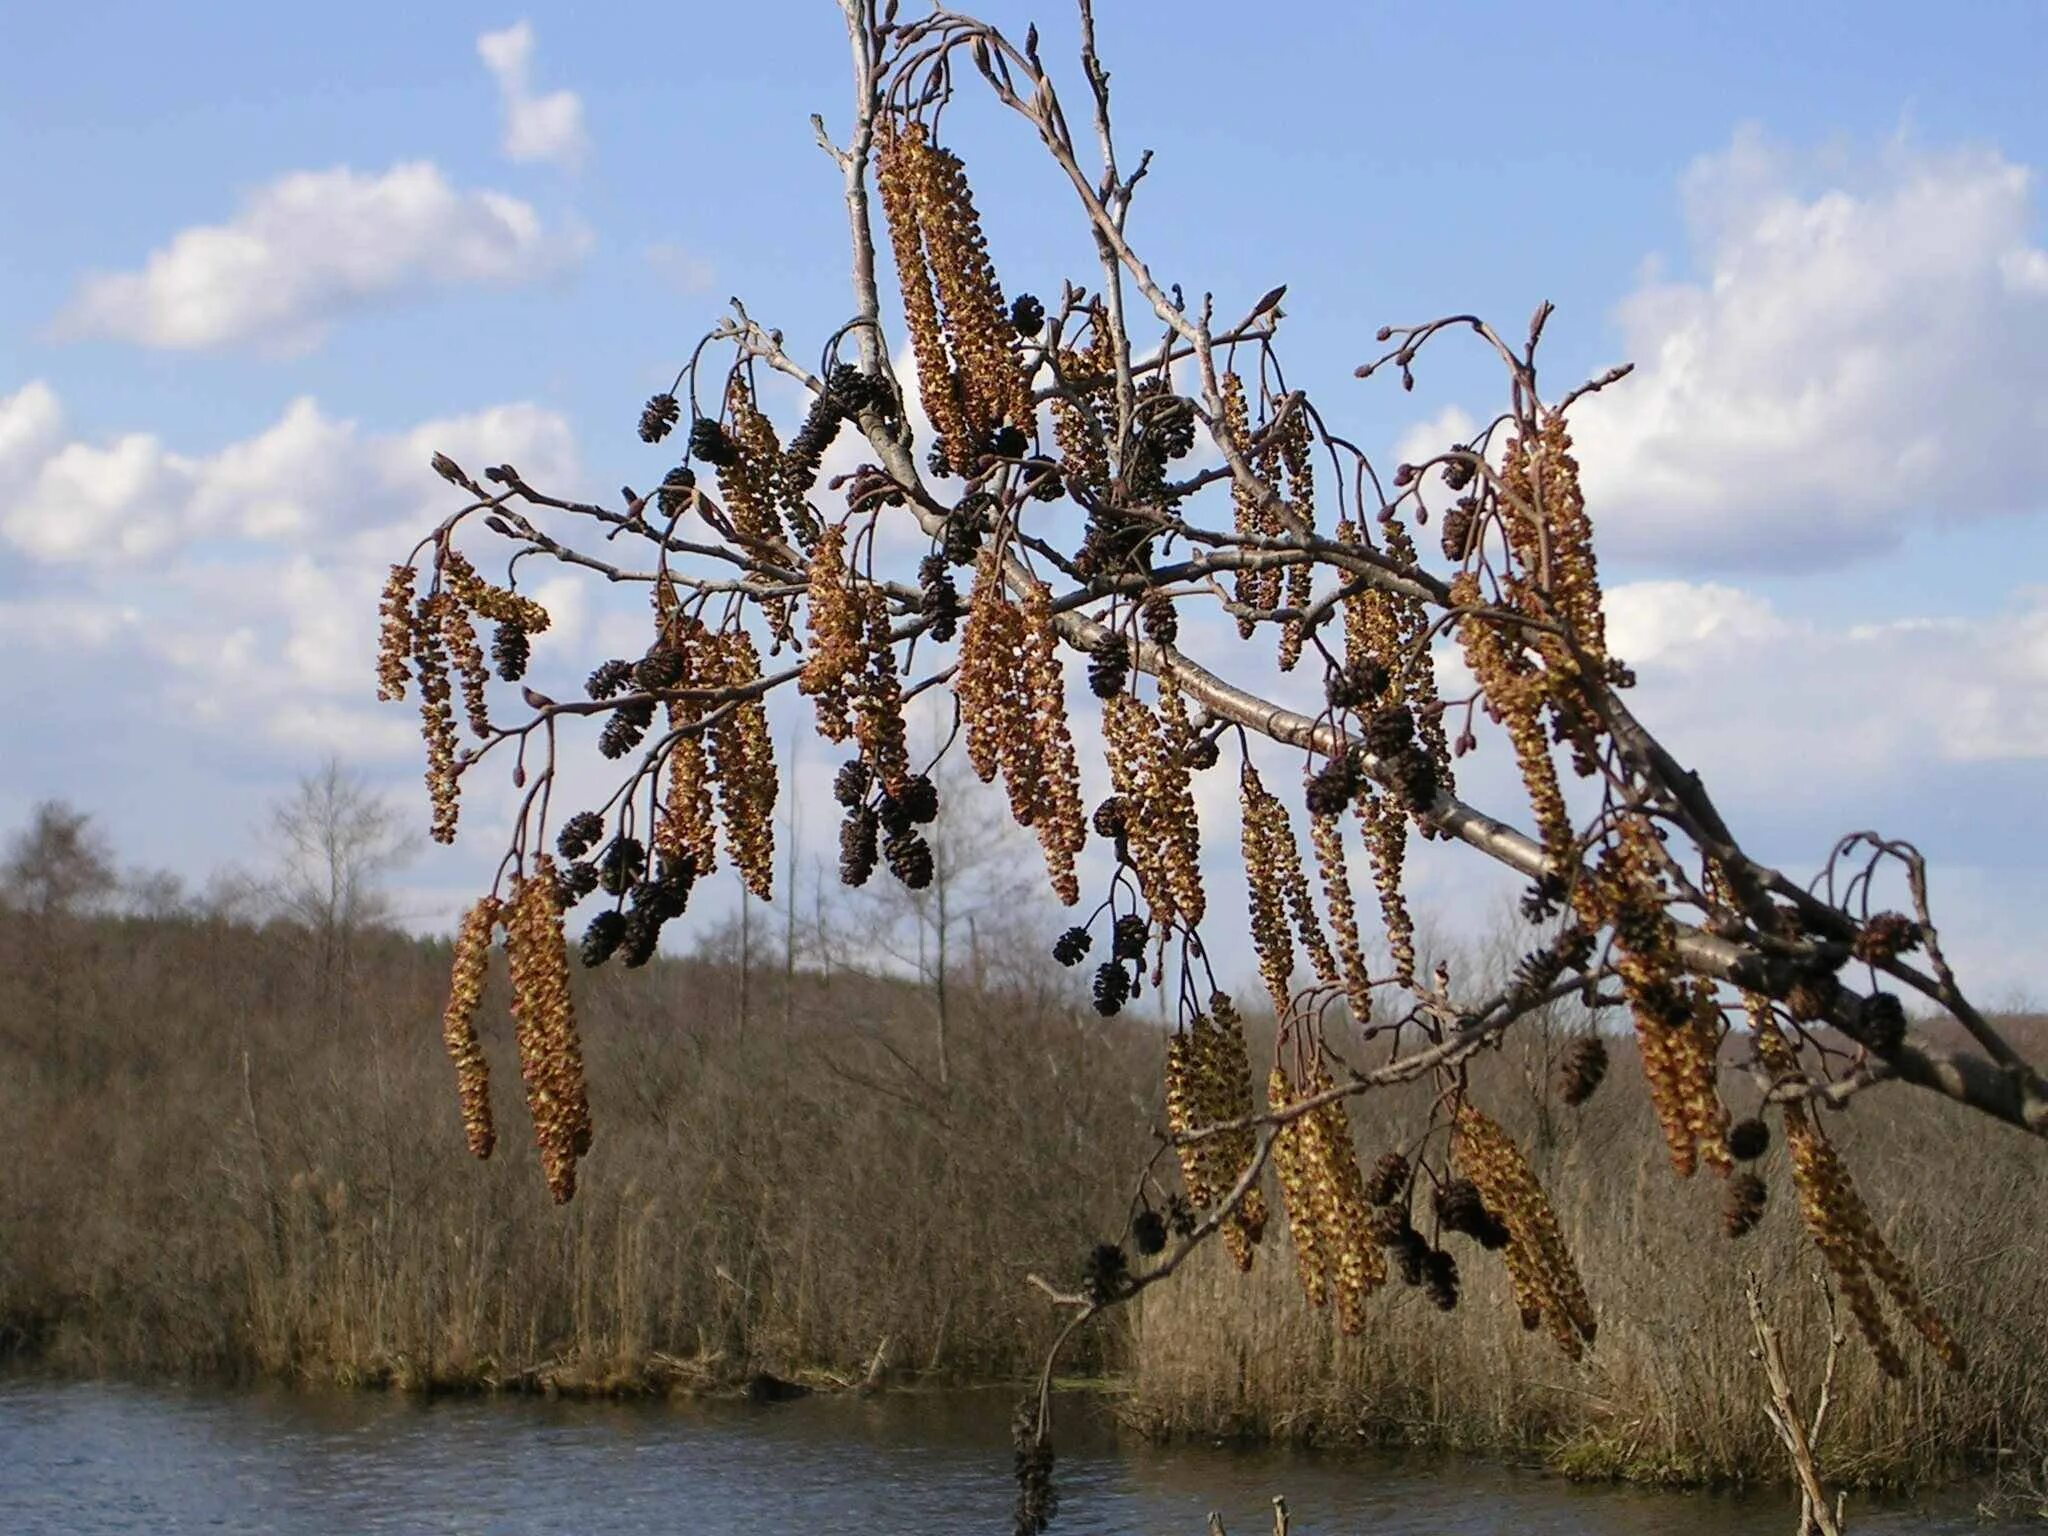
[
  {"left": 1153, "top": 678, "right": 1208, "bottom": 926},
  {"left": 707, "top": 629, "right": 776, "bottom": 899},
  {"left": 1018, "top": 577, "right": 1085, "bottom": 905},
  {"left": 1356, "top": 785, "right": 1415, "bottom": 986},
  {"left": 376, "top": 564, "right": 417, "bottom": 701},
  {"left": 414, "top": 594, "right": 461, "bottom": 844},
  {"left": 874, "top": 120, "right": 970, "bottom": 468},
  {"left": 1500, "top": 414, "right": 1605, "bottom": 663},
  {"left": 1379, "top": 515, "right": 1455, "bottom": 783},
  {"left": 1455, "top": 1102, "right": 1593, "bottom": 1359},
  {"left": 505, "top": 859, "right": 588, "bottom": 1203},
  {"left": 1241, "top": 761, "right": 1297, "bottom": 1023},
  {"left": 957, "top": 550, "right": 1084, "bottom": 904},
  {"left": 1103, "top": 692, "right": 1205, "bottom": 932},
  {"left": 442, "top": 896, "right": 500, "bottom": 1160},
  {"left": 1582, "top": 824, "right": 1732, "bottom": 1178},
  {"left": 853, "top": 586, "right": 912, "bottom": 798},
  {"left": 959, "top": 544, "right": 1030, "bottom": 784},
  {"left": 1223, "top": 374, "right": 1281, "bottom": 637},
  {"left": 1451, "top": 569, "right": 1570, "bottom": 864},
  {"left": 1268, "top": 1068, "right": 1330, "bottom": 1309},
  {"left": 800, "top": 524, "right": 863, "bottom": 742},
  {"left": 1275, "top": 402, "right": 1316, "bottom": 671},
  {"left": 1310, "top": 811, "right": 1374, "bottom": 1027},
  {"left": 1165, "top": 996, "right": 1266, "bottom": 1271},
  {"left": 440, "top": 549, "right": 551, "bottom": 633},
  {"left": 653, "top": 600, "right": 718, "bottom": 878},
  {"left": 440, "top": 600, "right": 492, "bottom": 738},
  {"left": 720, "top": 378, "right": 794, "bottom": 644},
  {"left": 1296, "top": 1061, "right": 1384, "bottom": 1334},
  {"left": 1750, "top": 1000, "right": 1963, "bottom": 1376},
  {"left": 904, "top": 125, "right": 1030, "bottom": 446}
]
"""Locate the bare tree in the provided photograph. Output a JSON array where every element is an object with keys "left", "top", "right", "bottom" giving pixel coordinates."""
[
  {"left": 269, "top": 758, "right": 411, "bottom": 991},
  {"left": 2, "top": 800, "right": 116, "bottom": 922}
]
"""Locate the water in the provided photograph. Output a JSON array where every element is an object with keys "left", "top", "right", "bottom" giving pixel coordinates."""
[{"left": 0, "top": 1379, "right": 2022, "bottom": 1534}]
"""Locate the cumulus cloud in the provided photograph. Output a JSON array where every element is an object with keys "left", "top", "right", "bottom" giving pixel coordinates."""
[
  {"left": 1569, "top": 129, "right": 2048, "bottom": 569},
  {"left": 56, "top": 162, "right": 588, "bottom": 353},
  {"left": 0, "top": 382, "right": 579, "bottom": 759},
  {"left": 478, "top": 21, "right": 590, "bottom": 170}
]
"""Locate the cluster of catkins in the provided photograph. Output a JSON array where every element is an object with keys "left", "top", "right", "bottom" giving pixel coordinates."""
[
  {"left": 1162, "top": 995, "right": 1268, "bottom": 1271},
  {"left": 1100, "top": 683, "right": 1206, "bottom": 931},
  {"left": 440, "top": 860, "right": 591, "bottom": 1203},
  {"left": 1267, "top": 1062, "right": 1388, "bottom": 1331},
  {"left": 377, "top": 549, "right": 551, "bottom": 844},
  {"left": 874, "top": 117, "right": 1031, "bottom": 476},
  {"left": 956, "top": 546, "right": 1086, "bottom": 903},
  {"left": 1240, "top": 761, "right": 1340, "bottom": 1025},
  {"left": 1750, "top": 1001, "right": 1962, "bottom": 1377},
  {"left": 1453, "top": 1102, "right": 1596, "bottom": 1359}
]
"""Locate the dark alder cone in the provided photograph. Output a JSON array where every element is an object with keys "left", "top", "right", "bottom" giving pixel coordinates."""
[
  {"left": 1724, "top": 1172, "right": 1768, "bottom": 1239},
  {"left": 1009, "top": 292, "right": 1045, "bottom": 337},
  {"left": 1088, "top": 633, "right": 1131, "bottom": 699},
  {"left": 832, "top": 759, "right": 872, "bottom": 810},
  {"left": 619, "top": 909, "right": 661, "bottom": 968},
  {"left": 877, "top": 793, "right": 913, "bottom": 840},
  {"left": 656, "top": 465, "right": 696, "bottom": 519},
  {"left": 1082, "top": 1241, "right": 1130, "bottom": 1304},
  {"left": 598, "top": 835, "right": 645, "bottom": 896},
  {"left": 1391, "top": 1227, "right": 1430, "bottom": 1286},
  {"left": 1027, "top": 464, "right": 1064, "bottom": 501},
  {"left": 1052, "top": 926, "right": 1092, "bottom": 966},
  {"left": 1092, "top": 797, "right": 1130, "bottom": 840},
  {"left": 1855, "top": 991, "right": 1907, "bottom": 1056},
  {"left": 1786, "top": 974, "right": 1844, "bottom": 1024},
  {"left": 926, "top": 439, "right": 955, "bottom": 480},
  {"left": 556, "top": 811, "right": 605, "bottom": 861},
  {"left": 1434, "top": 1179, "right": 1491, "bottom": 1239},
  {"left": 1365, "top": 1152, "right": 1410, "bottom": 1208},
  {"left": 1325, "top": 658, "right": 1391, "bottom": 711},
  {"left": 884, "top": 828, "right": 933, "bottom": 889},
  {"left": 631, "top": 878, "right": 687, "bottom": 924},
  {"left": 1365, "top": 704, "right": 1416, "bottom": 759},
  {"left": 1304, "top": 754, "right": 1359, "bottom": 816},
  {"left": 1423, "top": 1246, "right": 1460, "bottom": 1311},
  {"left": 1853, "top": 910, "right": 1921, "bottom": 964},
  {"left": 586, "top": 658, "right": 635, "bottom": 700},
  {"left": 558, "top": 859, "right": 601, "bottom": 903},
  {"left": 1111, "top": 913, "right": 1148, "bottom": 962},
  {"left": 1164, "top": 1193, "right": 1196, "bottom": 1238},
  {"left": 895, "top": 773, "right": 940, "bottom": 825},
  {"left": 987, "top": 423, "right": 1030, "bottom": 460},
  {"left": 633, "top": 647, "right": 685, "bottom": 692},
  {"left": 598, "top": 701, "right": 653, "bottom": 759},
  {"left": 1366, "top": 1204, "right": 1412, "bottom": 1248},
  {"left": 1140, "top": 594, "right": 1178, "bottom": 648},
  {"left": 1521, "top": 873, "right": 1566, "bottom": 923},
  {"left": 1091, "top": 961, "right": 1131, "bottom": 1016},
  {"left": 917, "top": 553, "right": 960, "bottom": 641},
  {"left": 1559, "top": 1035, "right": 1610, "bottom": 1106},
  {"left": 638, "top": 392, "right": 680, "bottom": 444},
  {"left": 1132, "top": 1208, "right": 1168, "bottom": 1256},
  {"left": 491, "top": 621, "right": 530, "bottom": 682},
  {"left": 839, "top": 809, "right": 879, "bottom": 887},
  {"left": 1441, "top": 501, "right": 1478, "bottom": 563},
  {"left": 1011, "top": 1404, "right": 1058, "bottom": 1536},
  {"left": 580, "top": 909, "right": 627, "bottom": 967},
  {"left": 1442, "top": 449, "right": 1477, "bottom": 492},
  {"left": 687, "top": 416, "right": 736, "bottom": 466},
  {"left": 1397, "top": 748, "right": 1440, "bottom": 812},
  {"left": 1727, "top": 1117, "right": 1771, "bottom": 1162},
  {"left": 1180, "top": 734, "right": 1221, "bottom": 771}
]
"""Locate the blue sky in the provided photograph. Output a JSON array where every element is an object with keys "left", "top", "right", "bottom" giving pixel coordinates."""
[{"left": 2, "top": 3, "right": 2044, "bottom": 1000}]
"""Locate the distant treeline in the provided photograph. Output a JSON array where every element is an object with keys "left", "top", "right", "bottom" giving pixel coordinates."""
[{"left": 2, "top": 900, "right": 2044, "bottom": 1492}]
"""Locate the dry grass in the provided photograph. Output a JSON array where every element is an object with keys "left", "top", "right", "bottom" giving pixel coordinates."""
[
  {"left": 1126, "top": 1021, "right": 2048, "bottom": 1490},
  {"left": 0, "top": 906, "right": 1149, "bottom": 1392}
]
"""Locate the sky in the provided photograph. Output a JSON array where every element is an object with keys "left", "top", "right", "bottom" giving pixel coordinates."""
[{"left": 1, "top": 2, "right": 2044, "bottom": 1003}]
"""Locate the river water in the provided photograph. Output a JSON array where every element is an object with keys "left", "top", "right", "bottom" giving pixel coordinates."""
[{"left": 0, "top": 1379, "right": 2024, "bottom": 1534}]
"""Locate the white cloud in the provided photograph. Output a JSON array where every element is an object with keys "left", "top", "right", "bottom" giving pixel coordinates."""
[
  {"left": 478, "top": 21, "right": 590, "bottom": 170},
  {"left": 0, "top": 383, "right": 580, "bottom": 760},
  {"left": 1569, "top": 129, "right": 2048, "bottom": 569},
  {"left": 57, "top": 162, "right": 588, "bottom": 353}
]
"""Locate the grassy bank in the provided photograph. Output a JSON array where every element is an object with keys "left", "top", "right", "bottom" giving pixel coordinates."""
[
  {"left": 1127, "top": 1020, "right": 2048, "bottom": 1490},
  {"left": 0, "top": 907, "right": 1148, "bottom": 1392},
  {"left": 3, "top": 905, "right": 2044, "bottom": 1490}
]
